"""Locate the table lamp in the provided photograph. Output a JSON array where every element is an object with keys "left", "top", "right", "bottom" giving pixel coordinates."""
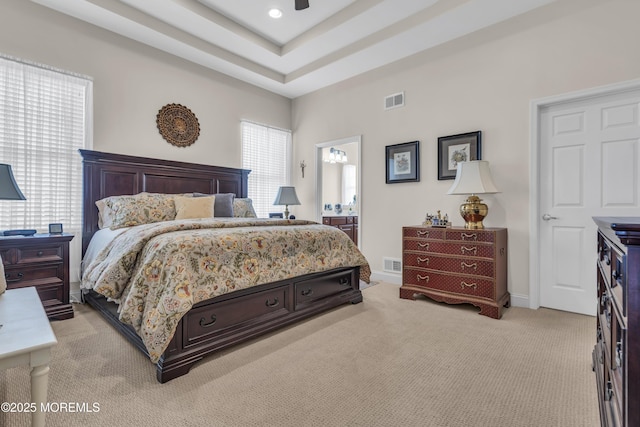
[
  {"left": 0, "top": 163, "right": 27, "bottom": 294},
  {"left": 273, "top": 186, "right": 301, "bottom": 219},
  {"left": 0, "top": 163, "right": 36, "bottom": 236},
  {"left": 447, "top": 160, "right": 499, "bottom": 229}
]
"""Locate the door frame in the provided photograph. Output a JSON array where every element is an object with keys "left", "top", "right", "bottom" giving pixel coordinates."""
[
  {"left": 528, "top": 78, "right": 640, "bottom": 309},
  {"left": 315, "top": 135, "right": 362, "bottom": 247}
]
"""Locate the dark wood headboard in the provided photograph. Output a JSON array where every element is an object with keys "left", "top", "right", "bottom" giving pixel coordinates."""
[{"left": 80, "top": 149, "right": 250, "bottom": 256}]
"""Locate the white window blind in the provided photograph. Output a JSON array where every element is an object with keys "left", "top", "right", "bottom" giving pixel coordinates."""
[
  {"left": 241, "top": 120, "right": 292, "bottom": 218},
  {"left": 0, "top": 55, "right": 92, "bottom": 233}
]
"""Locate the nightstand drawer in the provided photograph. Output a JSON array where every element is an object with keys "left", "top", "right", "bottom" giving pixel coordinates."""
[
  {"left": 2, "top": 244, "right": 64, "bottom": 265},
  {"left": 16, "top": 244, "right": 64, "bottom": 264},
  {"left": 3, "top": 264, "right": 63, "bottom": 286}
]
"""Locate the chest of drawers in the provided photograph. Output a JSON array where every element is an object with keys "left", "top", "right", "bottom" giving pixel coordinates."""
[
  {"left": 592, "top": 217, "right": 640, "bottom": 427},
  {"left": 0, "top": 233, "right": 74, "bottom": 320},
  {"left": 400, "top": 226, "right": 509, "bottom": 319}
]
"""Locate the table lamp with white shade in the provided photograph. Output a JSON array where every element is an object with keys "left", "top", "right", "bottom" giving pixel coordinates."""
[
  {"left": 447, "top": 160, "right": 499, "bottom": 229},
  {"left": 273, "top": 186, "right": 301, "bottom": 219}
]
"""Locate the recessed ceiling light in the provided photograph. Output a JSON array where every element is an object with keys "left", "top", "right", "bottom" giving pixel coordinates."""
[{"left": 268, "top": 8, "right": 283, "bottom": 19}]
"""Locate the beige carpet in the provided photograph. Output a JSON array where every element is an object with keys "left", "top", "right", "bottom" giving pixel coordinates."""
[{"left": 1, "top": 283, "right": 599, "bottom": 427}]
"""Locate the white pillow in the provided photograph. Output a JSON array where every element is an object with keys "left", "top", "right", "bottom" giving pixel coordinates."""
[{"left": 174, "top": 195, "right": 215, "bottom": 219}]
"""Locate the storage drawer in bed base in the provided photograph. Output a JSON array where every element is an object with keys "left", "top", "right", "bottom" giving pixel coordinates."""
[{"left": 82, "top": 266, "right": 362, "bottom": 383}]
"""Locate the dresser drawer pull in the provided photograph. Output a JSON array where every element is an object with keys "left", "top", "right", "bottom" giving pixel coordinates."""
[
  {"left": 605, "top": 381, "right": 614, "bottom": 401},
  {"left": 418, "top": 242, "right": 429, "bottom": 249},
  {"left": 417, "top": 257, "right": 429, "bottom": 265},
  {"left": 339, "top": 278, "right": 350, "bottom": 286},
  {"left": 461, "top": 281, "right": 477, "bottom": 290},
  {"left": 199, "top": 314, "right": 217, "bottom": 328},
  {"left": 417, "top": 230, "right": 429, "bottom": 237},
  {"left": 37, "top": 250, "right": 44, "bottom": 257},
  {"left": 301, "top": 288, "right": 313, "bottom": 297},
  {"left": 5, "top": 272, "right": 24, "bottom": 283},
  {"left": 461, "top": 246, "right": 477, "bottom": 255},
  {"left": 265, "top": 297, "right": 279, "bottom": 308},
  {"left": 461, "top": 262, "right": 477, "bottom": 271},
  {"left": 615, "top": 341, "right": 623, "bottom": 369},
  {"left": 417, "top": 274, "right": 430, "bottom": 282},
  {"left": 461, "top": 233, "right": 477, "bottom": 241}
]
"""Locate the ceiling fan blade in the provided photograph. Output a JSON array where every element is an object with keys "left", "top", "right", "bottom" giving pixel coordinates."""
[{"left": 295, "top": 0, "right": 309, "bottom": 10}]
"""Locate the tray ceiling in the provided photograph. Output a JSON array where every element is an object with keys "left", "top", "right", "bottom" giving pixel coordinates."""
[{"left": 32, "top": 0, "right": 558, "bottom": 98}]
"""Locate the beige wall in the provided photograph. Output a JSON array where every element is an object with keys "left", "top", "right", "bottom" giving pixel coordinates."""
[
  {"left": 0, "top": 0, "right": 291, "bottom": 169},
  {"left": 291, "top": 0, "right": 640, "bottom": 303},
  {"left": 0, "top": 0, "right": 291, "bottom": 281},
  {"left": 3, "top": 0, "right": 640, "bottom": 305}
]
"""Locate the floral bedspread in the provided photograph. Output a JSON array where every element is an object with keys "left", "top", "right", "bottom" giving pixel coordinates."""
[{"left": 81, "top": 218, "right": 370, "bottom": 363}]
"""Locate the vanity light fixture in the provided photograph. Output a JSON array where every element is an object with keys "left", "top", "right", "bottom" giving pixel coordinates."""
[
  {"left": 325, "top": 147, "right": 347, "bottom": 164},
  {"left": 268, "top": 8, "right": 283, "bottom": 18}
]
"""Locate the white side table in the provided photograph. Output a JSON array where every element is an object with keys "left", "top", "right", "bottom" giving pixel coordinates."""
[{"left": 0, "top": 287, "right": 58, "bottom": 427}]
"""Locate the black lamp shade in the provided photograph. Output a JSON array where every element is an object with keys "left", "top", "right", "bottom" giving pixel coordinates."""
[{"left": 0, "top": 163, "right": 26, "bottom": 200}]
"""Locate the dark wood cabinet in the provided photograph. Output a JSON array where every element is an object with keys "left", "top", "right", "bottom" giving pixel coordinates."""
[
  {"left": 0, "top": 233, "right": 74, "bottom": 320},
  {"left": 592, "top": 217, "right": 640, "bottom": 427},
  {"left": 400, "top": 226, "right": 509, "bottom": 319},
  {"left": 322, "top": 216, "right": 358, "bottom": 244}
]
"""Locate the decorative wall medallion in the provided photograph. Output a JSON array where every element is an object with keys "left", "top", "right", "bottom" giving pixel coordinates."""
[{"left": 156, "top": 103, "right": 200, "bottom": 147}]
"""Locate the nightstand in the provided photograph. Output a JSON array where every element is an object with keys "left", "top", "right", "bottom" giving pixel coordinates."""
[{"left": 0, "top": 233, "right": 74, "bottom": 320}]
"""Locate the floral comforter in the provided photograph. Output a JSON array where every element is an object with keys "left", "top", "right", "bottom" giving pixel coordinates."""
[{"left": 81, "top": 218, "right": 370, "bottom": 363}]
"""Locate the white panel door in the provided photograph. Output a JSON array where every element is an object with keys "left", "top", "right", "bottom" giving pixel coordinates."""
[{"left": 539, "top": 90, "right": 640, "bottom": 315}]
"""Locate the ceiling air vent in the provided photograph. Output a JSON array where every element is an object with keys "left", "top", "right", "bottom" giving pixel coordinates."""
[
  {"left": 384, "top": 92, "right": 404, "bottom": 110},
  {"left": 383, "top": 257, "right": 402, "bottom": 273}
]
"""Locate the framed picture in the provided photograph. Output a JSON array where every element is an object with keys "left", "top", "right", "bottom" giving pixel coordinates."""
[
  {"left": 437, "top": 131, "right": 482, "bottom": 180},
  {"left": 386, "top": 141, "right": 420, "bottom": 184}
]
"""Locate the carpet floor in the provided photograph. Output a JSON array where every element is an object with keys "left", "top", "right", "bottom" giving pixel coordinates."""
[{"left": 0, "top": 282, "right": 599, "bottom": 426}]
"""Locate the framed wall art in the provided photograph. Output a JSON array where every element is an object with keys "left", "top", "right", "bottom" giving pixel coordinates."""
[
  {"left": 386, "top": 141, "right": 420, "bottom": 184},
  {"left": 437, "top": 131, "right": 481, "bottom": 180}
]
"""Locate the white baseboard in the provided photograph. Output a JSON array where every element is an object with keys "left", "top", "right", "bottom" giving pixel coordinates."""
[
  {"left": 510, "top": 293, "right": 529, "bottom": 308},
  {"left": 370, "top": 270, "right": 401, "bottom": 285}
]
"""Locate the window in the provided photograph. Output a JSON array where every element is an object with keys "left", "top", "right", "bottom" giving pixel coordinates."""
[
  {"left": 241, "top": 120, "right": 292, "bottom": 218},
  {"left": 342, "top": 164, "right": 357, "bottom": 206},
  {"left": 0, "top": 54, "right": 92, "bottom": 233}
]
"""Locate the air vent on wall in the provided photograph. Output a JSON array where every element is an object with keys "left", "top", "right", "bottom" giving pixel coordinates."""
[
  {"left": 383, "top": 257, "right": 402, "bottom": 273},
  {"left": 384, "top": 92, "right": 404, "bottom": 110}
]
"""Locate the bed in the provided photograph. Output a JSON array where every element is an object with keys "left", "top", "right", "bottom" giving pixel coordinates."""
[{"left": 79, "top": 149, "right": 369, "bottom": 383}]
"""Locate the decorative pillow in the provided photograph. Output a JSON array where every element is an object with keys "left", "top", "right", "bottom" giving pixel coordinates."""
[
  {"left": 214, "top": 193, "right": 235, "bottom": 217},
  {"left": 97, "top": 192, "right": 177, "bottom": 229},
  {"left": 96, "top": 199, "right": 113, "bottom": 229},
  {"left": 174, "top": 195, "right": 215, "bottom": 219},
  {"left": 193, "top": 192, "right": 235, "bottom": 217},
  {"left": 233, "top": 198, "right": 257, "bottom": 218}
]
